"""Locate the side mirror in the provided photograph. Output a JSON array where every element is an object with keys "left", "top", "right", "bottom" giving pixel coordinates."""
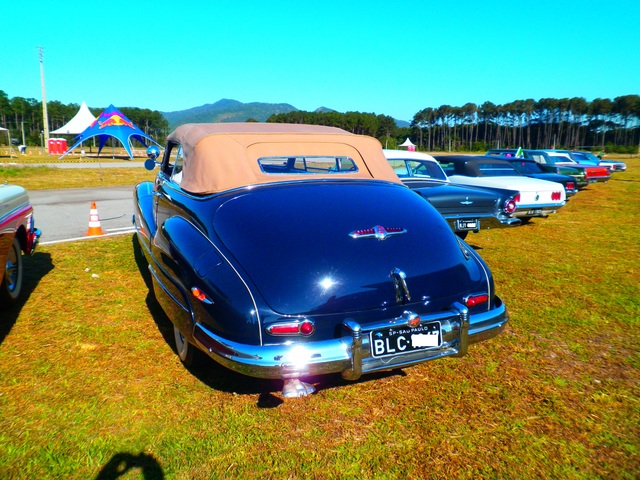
[
  {"left": 146, "top": 145, "right": 161, "bottom": 160},
  {"left": 145, "top": 146, "right": 161, "bottom": 171}
]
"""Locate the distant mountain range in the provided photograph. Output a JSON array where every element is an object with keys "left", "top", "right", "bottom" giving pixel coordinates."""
[{"left": 161, "top": 99, "right": 409, "bottom": 129}]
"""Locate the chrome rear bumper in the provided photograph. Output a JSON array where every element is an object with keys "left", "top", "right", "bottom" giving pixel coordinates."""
[
  {"left": 192, "top": 298, "right": 509, "bottom": 381},
  {"left": 513, "top": 202, "right": 564, "bottom": 217}
]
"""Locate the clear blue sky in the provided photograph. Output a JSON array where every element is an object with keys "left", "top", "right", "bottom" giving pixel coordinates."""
[{"left": 1, "top": 0, "right": 638, "bottom": 122}]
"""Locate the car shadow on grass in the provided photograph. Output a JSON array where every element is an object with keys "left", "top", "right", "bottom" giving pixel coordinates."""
[
  {"left": 130, "top": 235, "right": 285, "bottom": 400},
  {"left": 0, "top": 251, "right": 53, "bottom": 346},
  {"left": 187, "top": 359, "right": 406, "bottom": 408},
  {"left": 131, "top": 234, "right": 407, "bottom": 408}
]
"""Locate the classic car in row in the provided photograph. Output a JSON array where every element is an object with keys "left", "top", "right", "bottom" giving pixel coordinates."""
[
  {"left": 133, "top": 123, "right": 509, "bottom": 397},
  {"left": 486, "top": 148, "right": 589, "bottom": 189},
  {"left": 562, "top": 150, "right": 627, "bottom": 172},
  {"left": 0, "top": 184, "right": 40, "bottom": 305},
  {"left": 383, "top": 149, "right": 520, "bottom": 239},
  {"left": 488, "top": 149, "right": 611, "bottom": 184},
  {"left": 499, "top": 158, "right": 578, "bottom": 197},
  {"left": 434, "top": 156, "right": 567, "bottom": 222},
  {"left": 526, "top": 150, "right": 611, "bottom": 183}
]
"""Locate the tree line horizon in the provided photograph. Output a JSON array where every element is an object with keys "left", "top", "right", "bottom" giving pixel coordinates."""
[
  {"left": 2, "top": 90, "right": 638, "bottom": 154},
  {"left": 269, "top": 95, "right": 640, "bottom": 154}
]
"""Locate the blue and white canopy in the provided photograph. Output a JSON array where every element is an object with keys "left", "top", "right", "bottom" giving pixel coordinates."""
[{"left": 60, "top": 104, "right": 159, "bottom": 160}]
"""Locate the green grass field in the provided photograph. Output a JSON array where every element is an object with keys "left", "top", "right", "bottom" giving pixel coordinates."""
[
  {"left": 1, "top": 150, "right": 155, "bottom": 189},
  {"left": 0, "top": 159, "right": 638, "bottom": 479}
]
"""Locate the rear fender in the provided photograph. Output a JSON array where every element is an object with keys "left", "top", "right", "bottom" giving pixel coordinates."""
[
  {"left": 162, "top": 216, "right": 261, "bottom": 345},
  {"left": 134, "top": 182, "right": 157, "bottom": 241}
]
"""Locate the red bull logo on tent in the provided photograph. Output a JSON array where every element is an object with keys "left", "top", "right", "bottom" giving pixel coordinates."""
[{"left": 99, "top": 114, "right": 134, "bottom": 129}]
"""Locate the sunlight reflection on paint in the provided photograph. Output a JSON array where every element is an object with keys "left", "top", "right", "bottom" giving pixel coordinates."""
[{"left": 319, "top": 277, "right": 336, "bottom": 291}]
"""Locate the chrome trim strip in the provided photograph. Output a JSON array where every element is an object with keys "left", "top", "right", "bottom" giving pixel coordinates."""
[
  {"left": 464, "top": 244, "right": 492, "bottom": 312},
  {"left": 0, "top": 201, "right": 31, "bottom": 230},
  {"left": 198, "top": 230, "right": 263, "bottom": 345},
  {"left": 515, "top": 202, "right": 565, "bottom": 210}
]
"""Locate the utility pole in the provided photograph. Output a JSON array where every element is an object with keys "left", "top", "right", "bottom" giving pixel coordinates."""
[{"left": 39, "top": 46, "right": 50, "bottom": 152}]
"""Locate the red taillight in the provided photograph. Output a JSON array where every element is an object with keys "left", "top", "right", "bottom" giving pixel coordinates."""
[
  {"left": 567, "top": 181, "right": 575, "bottom": 191},
  {"left": 551, "top": 191, "right": 562, "bottom": 201},
  {"left": 267, "top": 319, "right": 315, "bottom": 336},
  {"left": 504, "top": 198, "right": 517, "bottom": 214},
  {"left": 465, "top": 294, "right": 489, "bottom": 308},
  {"left": 268, "top": 323, "right": 299, "bottom": 335},
  {"left": 299, "top": 321, "right": 315, "bottom": 336},
  {"left": 513, "top": 193, "right": 521, "bottom": 204}
]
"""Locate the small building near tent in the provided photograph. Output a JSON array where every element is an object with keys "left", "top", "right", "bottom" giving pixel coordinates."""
[
  {"left": 60, "top": 104, "right": 159, "bottom": 160},
  {"left": 47, "top": 138, "right": 68, "bottom": 155}
]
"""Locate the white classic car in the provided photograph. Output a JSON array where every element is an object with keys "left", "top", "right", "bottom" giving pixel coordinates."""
[
  {"left": 435, "top": 155, "right": 566, "bottom": 221},
  {"left": 0, "top": 184, "right": 40, "bottom": 305}
]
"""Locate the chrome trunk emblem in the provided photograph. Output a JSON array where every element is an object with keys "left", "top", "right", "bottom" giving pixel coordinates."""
[
  {"left": 391, "top": 268, "right": 411, "bottom": 303},
  {"left": 349, "top": 225, "right": 407, "bottom": 241},
  {"left": 460, "top": 196, "right": 473, "bottom": 205}
]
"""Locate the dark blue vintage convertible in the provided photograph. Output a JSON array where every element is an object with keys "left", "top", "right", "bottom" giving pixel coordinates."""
[{"left": 133, "top": 123, "right": 508, "bottom": 397}]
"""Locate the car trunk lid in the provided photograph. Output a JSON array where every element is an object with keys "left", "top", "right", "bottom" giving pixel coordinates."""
[
  {"left": 403, "top": 180, "right": 500, "bottom": 215},
  {"left": 213, "top": 181, "right": 486, "bottom": 315}
]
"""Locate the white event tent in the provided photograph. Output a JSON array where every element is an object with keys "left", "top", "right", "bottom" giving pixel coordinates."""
[
  {"left": 51, "top": 101, "right": 96, "bottom": 135},
  {"left": 399, "top": 137, "right": 416, "bottom": 151}
]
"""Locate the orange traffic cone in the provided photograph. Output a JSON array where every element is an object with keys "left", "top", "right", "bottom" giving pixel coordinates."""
[{"left": 86, "top": 201, "right": 104, "bottom": 236}]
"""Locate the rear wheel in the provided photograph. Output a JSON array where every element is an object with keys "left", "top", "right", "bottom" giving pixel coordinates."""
[
  {"left": 174, "top": 325, "right": 195, "bottom": 367},
  {"left": 1, "top": 238, "right": 23, "bottom": 305}
]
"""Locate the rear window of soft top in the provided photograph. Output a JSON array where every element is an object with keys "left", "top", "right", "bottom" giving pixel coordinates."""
[{"left": 258, "top": 156, "right": 358, "bottom": 174}]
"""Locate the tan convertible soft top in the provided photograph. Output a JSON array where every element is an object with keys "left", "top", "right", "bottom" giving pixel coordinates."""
[{"left": 166, "top": 123, "right": 403, "bottom": 194}]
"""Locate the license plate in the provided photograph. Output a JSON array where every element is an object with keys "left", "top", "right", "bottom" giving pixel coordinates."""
[
  {"left": 527, "top": 209, "right": 542, "bottom": 215},
  {"left": 456, "top": 219, "right": 479, "bottom": 230},
  {"left": 370, "top": 322, "right": 442, "bottom": 357}
]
